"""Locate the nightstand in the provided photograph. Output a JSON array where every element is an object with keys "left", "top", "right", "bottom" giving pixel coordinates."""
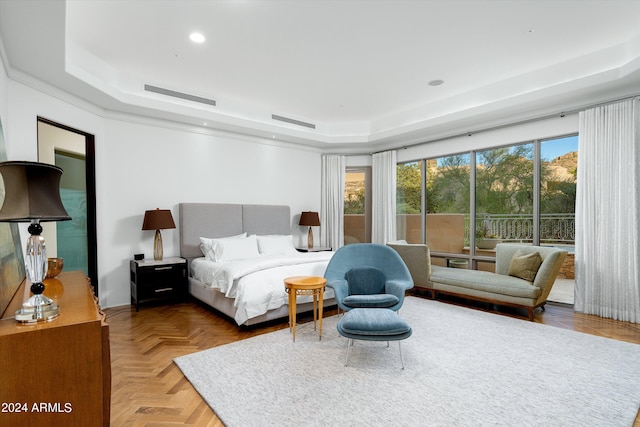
[
  {"left": 130, "top": 257, "right": 187, "bottom": 311},
  {"left": 296, "top": 246, "right": 332, "bottom": 252}
]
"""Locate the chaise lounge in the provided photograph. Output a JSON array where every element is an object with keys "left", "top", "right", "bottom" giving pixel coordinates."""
[{"left": 387, "top": 242, "right": 568, "bottom": 321}]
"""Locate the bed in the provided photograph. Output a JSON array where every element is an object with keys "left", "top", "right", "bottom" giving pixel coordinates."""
[{"left": 179, "top": 203, "right": 335, "bottom": 326}]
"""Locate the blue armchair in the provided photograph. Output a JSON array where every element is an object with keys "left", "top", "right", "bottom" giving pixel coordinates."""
[{"left": 324, "top": 243, "right": 414, "bottom": 312}]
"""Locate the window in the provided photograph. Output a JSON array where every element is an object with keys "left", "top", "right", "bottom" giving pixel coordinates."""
[
  {"left": 396, "top": 161, "right": 423, "bottom": 243},
  {"left": 425, "top": 154, "right": 471, "bottom": 266},
  {"left": 540, "top": 135, "right": 577, "bottom": 247},
  {"left": 344, "top": 167, "right": 371, "bottom": 244},
  {"left": 397, "top": 134, "right": 577, "bottom": 272},
  {"left": 474, "top": 144, "right": 534, "bottom": 270}
]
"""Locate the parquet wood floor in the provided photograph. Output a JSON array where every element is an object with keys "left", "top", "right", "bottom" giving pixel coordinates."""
[{"left": 105, "top": 296, "right": 640, "bottom": 426}]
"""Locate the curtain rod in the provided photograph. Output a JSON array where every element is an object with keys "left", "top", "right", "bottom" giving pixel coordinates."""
[{"left": 365, "top": 93, "right": 640, "bottom": 155}]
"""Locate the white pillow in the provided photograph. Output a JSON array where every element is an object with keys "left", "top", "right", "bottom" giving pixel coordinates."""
[
  {"left": 200, "top": 233, "right": 246, "bottom": 261},
  {"left": 215, "top": 234, "right": 260, "bottom": 262},
  {"left": 257, "top": 234, "right": 298, "bottom": 256}
]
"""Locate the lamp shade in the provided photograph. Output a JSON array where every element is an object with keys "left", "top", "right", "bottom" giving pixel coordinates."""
[
  {"left": 142, "top": 208, "right": 176, "bottom": 230},
  {"left": 299, "top": 211, "right": 320, "bottom": 227},
  {"left": 0, "top": 161, "right": 71, "bottom": 222}
]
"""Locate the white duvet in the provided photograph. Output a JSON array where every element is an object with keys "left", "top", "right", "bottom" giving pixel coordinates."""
[{"left": 191, "top": 252, "right": 334, "bottom": 324}]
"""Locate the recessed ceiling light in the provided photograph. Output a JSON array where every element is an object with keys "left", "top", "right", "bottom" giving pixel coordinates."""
[
  {"left": 428, "top": 79, "right": 444, "bottom": 86},
  {"left": 190, "top": 32, "right": 205, "bottom": 43}
]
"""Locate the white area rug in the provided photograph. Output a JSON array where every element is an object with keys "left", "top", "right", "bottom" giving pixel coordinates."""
[{"left": 174, "top": 297, "right": 640, "bottom": 426}]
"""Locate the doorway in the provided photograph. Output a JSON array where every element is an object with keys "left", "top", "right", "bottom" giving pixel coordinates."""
[{"left": 37, "top": 118, "right": 98, "bottom": 295}]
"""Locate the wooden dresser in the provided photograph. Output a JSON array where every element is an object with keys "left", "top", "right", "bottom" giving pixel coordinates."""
[{"left": 0, "top": 271, "right": 111, "bottom": 427}]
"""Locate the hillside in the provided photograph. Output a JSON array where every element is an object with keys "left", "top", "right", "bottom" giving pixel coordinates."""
[{"left": 547, "top": 151, "right": 577, "bottom": 182}]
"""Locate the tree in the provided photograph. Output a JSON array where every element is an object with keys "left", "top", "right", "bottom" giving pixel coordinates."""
[
  {"left": 428, "top": 155, "right": 470, "bottom": 214},
  {"left": 541, "top": 175, "right": 576, "bottom": 214},
  {"left": 396, "top": 162, "right": 421, "bottom": 214},
  {"left": 475, "top": 145, "right": 534, "bottom": 215},
  {"left": 396, "top": 145, "right": 577, "bottom": 239},
  {"left": 344, "top": 187, "right": 365, "bottom": 214}
]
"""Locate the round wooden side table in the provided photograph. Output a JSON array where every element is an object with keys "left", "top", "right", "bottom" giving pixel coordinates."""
[{"left": 284, "top": 276, "right": 327, "bottom": 342}]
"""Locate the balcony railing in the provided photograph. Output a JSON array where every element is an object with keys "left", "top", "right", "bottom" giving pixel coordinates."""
[
  {"left": 470, "top": 213, "right": 575, "bottom": 244},
  {"left": 350, "top": 213, "right": 576, "bottom": 246}
]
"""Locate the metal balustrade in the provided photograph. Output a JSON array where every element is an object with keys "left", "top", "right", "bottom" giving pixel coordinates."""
[
  {"left": 469, "top": 213, "right": 575, "bottom": 244},
  {"left": 351, "top": 213, "right": 576, "bottom": 246}
]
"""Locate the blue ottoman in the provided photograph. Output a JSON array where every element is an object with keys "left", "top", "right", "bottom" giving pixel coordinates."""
[{"left": 337, "top": 308, "right": 412, "bottom": 369}]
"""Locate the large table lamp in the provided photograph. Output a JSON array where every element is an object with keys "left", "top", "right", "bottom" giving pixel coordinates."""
[
  {"left": 142, "top": 208, "right": 176, "bottom": 260},
  {"left": 299, "top": 211, "right": 320, "bottom": 249},
  {"left": 0, "top": 161, "right": 71, "bottom": 323}
]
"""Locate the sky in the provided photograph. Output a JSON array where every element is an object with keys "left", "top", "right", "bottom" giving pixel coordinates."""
[
  {"left": 431, "top": 134, "right": 579, "bottom": 167},
  {"left": 541, "top": 135, "right": 578, "bottom": 161}
]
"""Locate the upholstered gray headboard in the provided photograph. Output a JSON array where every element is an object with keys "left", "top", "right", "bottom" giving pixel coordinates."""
[{"left": 179, "top": 203, "right": 291, "bottom": 260}]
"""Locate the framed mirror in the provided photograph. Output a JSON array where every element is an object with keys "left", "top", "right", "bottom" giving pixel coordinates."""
[{"left": 0, "top": 118, "right": 26, "bottom": 318}]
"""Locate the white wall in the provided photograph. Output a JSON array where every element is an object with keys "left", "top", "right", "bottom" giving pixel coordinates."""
[
  {"left": 98, "top": 118, "right": 321, "bottom": 307},
  {"left": 2, "top": 75, "right": 322, "bottom": 308}
]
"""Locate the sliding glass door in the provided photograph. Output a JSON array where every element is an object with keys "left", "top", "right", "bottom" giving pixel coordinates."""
[{"left": 540, "top": 135, "right": 577, "bottom": 303}]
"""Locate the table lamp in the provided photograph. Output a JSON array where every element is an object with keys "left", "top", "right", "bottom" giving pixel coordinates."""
[
  {"left": 0, "top": 161, "right": 71, "bottom": 323},
  {"left": 142, "top": 208, "right": 176, "bottom": 260},
  {"left": 299, "top": 211, "right": 320, "bottom": 249}
]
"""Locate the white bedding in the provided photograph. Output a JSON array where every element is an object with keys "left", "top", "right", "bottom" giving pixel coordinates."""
[{"left": 191, "top": 252, "right": 334, "bottom": 324}]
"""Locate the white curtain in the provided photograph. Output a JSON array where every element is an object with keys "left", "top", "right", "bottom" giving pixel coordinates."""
[
  {"left": 371, "top": 150, "right": 397, "bottom": 244},
  {"left": 575, "top": 98, "right": 640, "bottom": 323},
  {"left": 320, "top": 154, "right": 345, "bottom": 250}
]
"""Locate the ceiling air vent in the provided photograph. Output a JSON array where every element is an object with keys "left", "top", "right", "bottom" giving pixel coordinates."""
[
  {"left": 271, "top": 114, "right": 316, "bottom": 129},
  {"left": 144, "top": 84, "right": 216, "bottom": 106}
]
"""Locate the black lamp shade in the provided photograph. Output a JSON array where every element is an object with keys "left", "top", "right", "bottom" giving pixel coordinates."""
[
  {"left": 142, "top": 209, "right": 176, "bottom": 230},
  {"left": 0, "top": 161, "right": 71, "bottom": 222},
  {"left": 299, "top": 211, "right": 320, "bottom": 227}
]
